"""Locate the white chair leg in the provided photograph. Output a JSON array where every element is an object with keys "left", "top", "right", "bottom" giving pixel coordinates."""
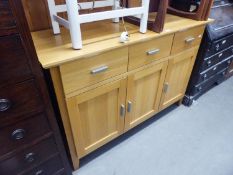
[
  {"left": 139, "top": 0, "right": 149, "bottom": 33},
  {"left": 112, "top": 0, "right": 120, "bottom": 23},
  {"left": 47, "top": 0, "right": 61, "bottom": 34},
  {"left": 66, "top": 0, "right": 83, "bottom": 49}
]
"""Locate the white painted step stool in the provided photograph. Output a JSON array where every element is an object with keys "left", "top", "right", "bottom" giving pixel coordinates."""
[{"left": 47, "top": 0, "right": 150, "bottom": 49}]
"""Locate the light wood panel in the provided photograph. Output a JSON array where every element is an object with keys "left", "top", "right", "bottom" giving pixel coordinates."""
[
  {"left": 171, "top": 25, "right": 205, "bottom": 55},
  {"left": 31, "top": 15, "right": 212, "bottom": 68},
  {"left": 49, "top": 67, "right": 80, "bottom": 169},
  {"left": 159, "top": 47, "right": 199, "bottom": 110},
  {"left": 125, "top": 61, "right": 168, "bottom": 130},
  {"left": 128, "top": 34, "right": 173, "bottom": 70},
  {"left": 60, "top": 47, "right": 128, "bottom": 95},
  {"left": 66, "top": 78, "right": 127, "bottom": 157}
]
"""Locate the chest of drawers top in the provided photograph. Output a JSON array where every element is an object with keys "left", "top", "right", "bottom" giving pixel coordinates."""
[{"left": 31, "top": 14, "right": 212, "bottom": 69}]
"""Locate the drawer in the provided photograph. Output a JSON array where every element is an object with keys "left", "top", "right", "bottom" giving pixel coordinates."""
[
  {"left": 207, "top": 34, "right": 233, "bottom": 57},
  {"left": 128, "top": 34, "right": 173, "bottom": 70},
  {"left": 201, "top": 46, "right": 233, "bottom": 71},
  {"left": 0, "top": 35, "right": 32, "bottom": 87},
  {"left": 60, "top": 47, "right": 128, "bottom": 94},
  {"left": 0, "top": 0, "right": 17, "bottom": 36},
  {"left": 0, "top": 80, "right": 44, "bottom": 127},
  {"left": 23, "top": 155, "right": 64, "bottom": 175},
  {"left": 171, "top": 25, "right": 205, "bottom": 55},
  {"left": 197, "top": 58, "right": 232, "bottom": 84},
  {"left": 0, "top": 137, "right": 57, "bottom": 175},
  {"left": 0, "top": 113, "right": 51, "bottom": 158}
]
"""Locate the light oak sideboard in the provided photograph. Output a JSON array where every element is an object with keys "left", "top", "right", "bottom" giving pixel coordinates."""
[{"left": 31, "top": 14, "right": 212, "bottom": 170}]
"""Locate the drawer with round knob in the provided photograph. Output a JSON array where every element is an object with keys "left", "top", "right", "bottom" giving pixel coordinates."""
[
  {"left": 23, "top": 155, "right": 64, "bottom": 175},
  {"left": 0, "top": 113, "right": 51, "bottom": 158},
  {"left": 0, "top": 80, "right": 44, "bottom": 127},
  {"left": 0, "top": 137, "right": 58, "bottom": 175}
]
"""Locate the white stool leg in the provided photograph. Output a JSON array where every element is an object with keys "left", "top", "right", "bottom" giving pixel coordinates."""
[
  {"left": 47, "top": 0, "right": 60, "bottom": 34},
  {"left": 112, "top": 0, "right": 120, "bottom": 23},
  {"left": 140, "top": 0, "right": 149, "bottom": 33},
  {"left": 66, "top": 0, "right": 82, "bottom": 49}
]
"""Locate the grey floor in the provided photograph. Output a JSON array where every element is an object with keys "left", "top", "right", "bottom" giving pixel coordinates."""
[{"left": 73, "top": 77, "right": 233, "bottom": 175}]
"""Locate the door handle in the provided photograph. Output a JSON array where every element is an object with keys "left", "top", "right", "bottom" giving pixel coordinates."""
[
  {"left": 120, "top": 104, "right": 125, "bottom": 117},
  {"left": 163, "top": 83, "right": 169, "bottom": 93},
  {"left": 127, "top": 101, "right": 132, "bottom": 113}
]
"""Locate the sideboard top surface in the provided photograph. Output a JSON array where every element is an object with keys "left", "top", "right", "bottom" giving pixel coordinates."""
[{"left": 31, "top": 13, "right": 212, "bottom": 69}]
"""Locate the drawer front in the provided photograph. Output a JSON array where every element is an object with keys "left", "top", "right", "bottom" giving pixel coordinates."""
[
  {"left": 23, "top": 155, "right": 64, "bottom": 175},
  {"left": 201, "top": 46, "right": 233, "bottom": 71},
  {"left": 207, "top": 35, "right": 233, "bottom": 57},
  {"left": 0, "top": 80, "right": 44, "bottom": 127},
  {"left": 0, "top": 35, "right": 32, "bottom": 86},
  {"left": 0, "top": 113, "right": 51, "bottom": 158},
  {"left": 198, "top": 58, "right": 232, "bottom": 84},
  {"left": 192, "top": 69, "right": 227, "bottom": 95},
  {"left": 171, "top": 25, "right": 205, "bottom": 55},
  {"left": 0, "top": 137, "right": 57, "bottom": 175},
  {"left": 128, "top": 34, "right": 173, "bottom": 70},
  {"left": 60, "top": 47, "right": 128, "bottom": 94},
  {"left": 0, "top": 0, "right": 17, "bottom": 36}
]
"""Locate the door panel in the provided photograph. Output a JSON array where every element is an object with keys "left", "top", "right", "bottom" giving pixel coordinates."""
[
  {"left": 125, "top": 61, "right": 168, "bottom": 131},
  {"left": 160, "top": 47, "right": 198, "bottom": 110},
  {"left": 66, "top": 79, "right": 127, "bottom": 158}
]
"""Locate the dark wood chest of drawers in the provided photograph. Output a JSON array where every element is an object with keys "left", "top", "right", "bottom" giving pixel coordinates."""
[{"left": 0, "top": 0, "right": 71, "bottom": 174}]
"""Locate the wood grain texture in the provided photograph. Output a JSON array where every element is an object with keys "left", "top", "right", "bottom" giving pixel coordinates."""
[
  {"left": 60, "top": 47, "right": 128, "bottom": 95},
  {"left": 171, "top": 25, "right": 205, "bottom": 55},
  {"left": 0, "top": 137, "right": 57, "bottom": 175},
  {"left": 128, "top": 34, "right": 173, "bottom": 70},
  {"left": 31, "top": 15, "right": 212, "bottom": 68},
  {"left": 5, "top": 0, "right": 72, "bottom": 173},
  {"left": 0, "top": 0, "right": 17, "bottom": 36},
  {"left": 125, "top": 61, "right": 168, "bottom": 131},
  {"left": 50, "top": 67, "right": 80, "bottom": 169},
  {"left": 66, "top": 78, "right": 126, "bottom": 158},
  {"left": 159, "top": 47, "right": 198, "bottom": 110}
]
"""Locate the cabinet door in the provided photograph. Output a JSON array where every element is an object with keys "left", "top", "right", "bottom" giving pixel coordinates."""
[
  {"left": 159, "top": 48, "right": 198, "bottom": 110},
  {"left": 66, "top": 79, "right": 127, "bottom": 158},
  {"left": 125, "top": 61, "right": 168, "bottom": 131}
]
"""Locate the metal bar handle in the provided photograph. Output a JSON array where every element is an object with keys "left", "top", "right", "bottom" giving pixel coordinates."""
[
  {"left": 185, "top": 37, "right": 195, "bottom": 44},
  {"left": 147, "top": 49, "right": 160, "bottom": 55},
  {"left": 120, "top": 104, "right": 125, "bottom": 117},
  {"left": 90, "top": 65, "right": 108, "bottom": 74},
  {"left": 127, "top": 101, "right": 132, "bottom": 113}
]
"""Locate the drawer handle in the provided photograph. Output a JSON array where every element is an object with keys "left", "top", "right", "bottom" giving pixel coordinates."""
[
  {"left": 0, "top": 99, "right": 11, "bottom": 112},
  {"left": 90, "top": 66, "right": 108, "bottom": 74},
  {"left": 11, "top": 129, "right": 26, "bottom": 140},
  {"left": 35, "top": 170, "right": 44, "bottom": 175},
  {"left": 25, "top": 152, "right": 36, "bottom": 163},
  {"left": 185, "top": 37, "right": 195, "bottom": 44},
  {"left": 147, "top": 49, "right": 160, "bottom": 55}
]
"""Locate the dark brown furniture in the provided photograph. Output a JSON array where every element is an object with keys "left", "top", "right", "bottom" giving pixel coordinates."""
[
  {"left": 126, "top": 0, "right": 168, "bottom": 33},
  {"left": 168, "top": 0, "right": 214, "bottom": 21},
  {"left": 183, "top": 0, "right": 233, "bottom": 106},
  {"left": 0, "top": 0, "right": 72, "bottom": 174}
]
